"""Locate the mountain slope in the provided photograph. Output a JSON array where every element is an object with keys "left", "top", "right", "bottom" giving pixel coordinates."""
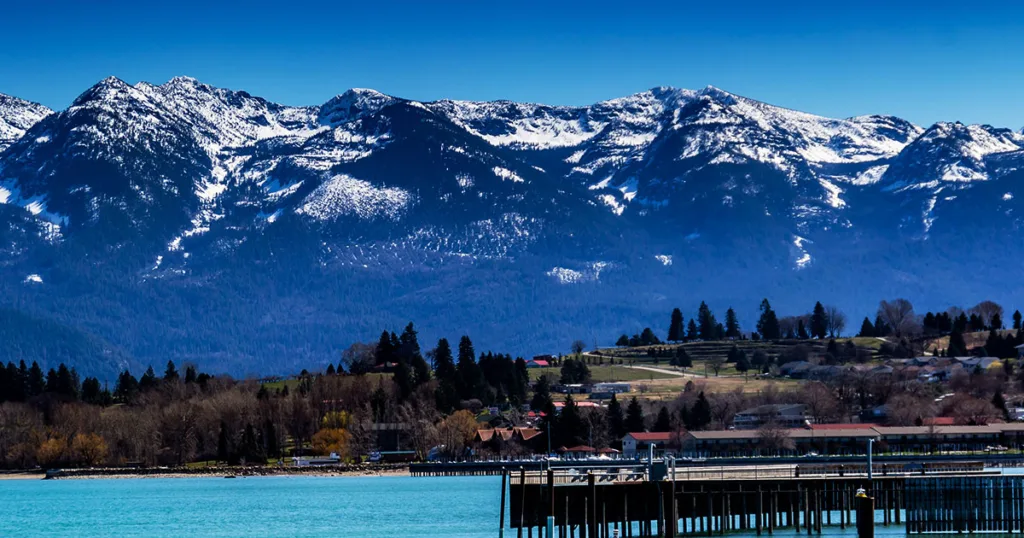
[{"left": 1, "top": 77, "right": 1024, "bottom": 375}]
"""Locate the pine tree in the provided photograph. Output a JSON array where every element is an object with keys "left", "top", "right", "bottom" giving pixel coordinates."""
[
  {"left": 433, "top": 338, "right": 459, "bottom": 412},
  {"left": 686, "top": 320, "right": 699, "bottom": 340},
  {"left": 697, "top": 302, "right": 717, "bottom": 340},
  {"left": 531, "top": 375, "right": 554, "bottom": 412},
  {"left": 797, "top": 319, "right": 809, "bottom": 339},
  {"left": 948, "top": 329, "right": 968, "bottom": 357},
  {"left": 810, "top": 302, "right": 828, "bottom": 339},
  {"left": 874, "top": 315, "right": 891, "bottom": 337},
  {"left": 607, "top": 394, "right": 626, "bottom": 440},
  {"left": 668, "top": 308, "right": 685, "bottom": 342},
  {"left": 140, "top": 366, "right": 157, "bottom": 391},
  {"left": 616, "top": 334, "right": 630, "bottom": 347},
  {"left": 654, "top": 406, "right": 672, "bottom": 432},
  {"left": 994, "top": 392, "right": 1010, "bottom": 421},
  {"left": 625, "top": 397, "right": 646, "bottom": 433},
  {"left": 691, "top": 392, "right": 712, "bottom": 430},
  {"left": 675, "top": 346, "right": 692, "bottom": 368},
  {"left": 858, "top": 317, "right": 875, "bottom": 337},
  {"left": 724, "top": 308, "right": 741, "bottom": 338},
  {"left": 27, "top": 361, "right": 44, "bottom": 397},
  {"left": 456, "top": 335, "right": 483, "bottom": 400},
  {"left": 184, "top": 365, "right": 197, "bottom": 384},
  {"left": 557, "top": 396, "right": 586, "bottom": 447},
  {"left": 1014, "top": 310, "right": 1023, "bottom": 331},
  {"left": 756, "top": 299, "right": 781, "bottom": 340},
  {"left": 325, "top": 364, "right": 336, "bottom": 376},
  {"left": 992, "top": 313, "right": 1004, "bottom": 331},
  {"left": 164, "top": 360, "right": 179, "bottom": 382},
  {"left": 735, "top": 351, "right": 751, "bottom": 374}
]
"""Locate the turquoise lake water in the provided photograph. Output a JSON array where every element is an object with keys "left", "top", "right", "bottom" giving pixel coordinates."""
[{"left": 0, "top": 475, "right": 908, "bottom": 537}]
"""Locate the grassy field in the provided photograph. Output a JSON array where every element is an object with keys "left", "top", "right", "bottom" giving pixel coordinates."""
[
  {"left": 528, "top": 365, "right": 678, "bottom": 383},
  {"left": 924, "top": 330, "right": 1016, "bottom": 355}
]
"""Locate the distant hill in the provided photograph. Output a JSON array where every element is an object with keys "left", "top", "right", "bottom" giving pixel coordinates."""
[{"left": 0, "top": 308, "right": 133, "bottom": 379}]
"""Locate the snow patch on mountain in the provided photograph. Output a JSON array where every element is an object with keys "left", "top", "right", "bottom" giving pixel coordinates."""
[
  {"left": 0, "top": 93, "right": 53, "bottom": 151},
  {"left": 297, "top": 174, "right": 412, "bottom": 221},
  {"left": 492, "top": 166, "right": 525, "bottom": 183}
]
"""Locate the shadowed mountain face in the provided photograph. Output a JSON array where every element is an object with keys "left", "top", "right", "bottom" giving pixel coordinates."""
[{"left": 2, "top": 78, "right": 1023, "bottom": 376}]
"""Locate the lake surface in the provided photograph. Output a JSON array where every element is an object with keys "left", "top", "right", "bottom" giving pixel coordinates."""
[{"left": 0, "top": 475, "right": 909, "bottom": 537}]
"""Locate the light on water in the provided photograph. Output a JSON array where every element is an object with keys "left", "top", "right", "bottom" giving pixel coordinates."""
[{"left": 1, "top": 476, "right": 503, "bottom": 538}]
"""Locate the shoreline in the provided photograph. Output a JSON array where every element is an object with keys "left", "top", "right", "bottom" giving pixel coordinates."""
[{"left": 2, "top": 464, "right": 411, "bottom": 481}]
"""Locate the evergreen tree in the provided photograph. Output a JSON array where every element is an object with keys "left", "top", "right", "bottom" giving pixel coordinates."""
[
  {"left": 639, "top": 328, "right": 661, "bottom": 346},
  {"left": 654, "top": 406, "right": 672, "bottom": 432},
  {"left": 675, "top": 346, "right": 692, "bottom": 368},
  {"left": 616, "top": 334, "right": 630, "bottom": 347},
  {"left": 697, "top": 302, "right": 717, "bottom": 340},
  {"left": 531, "top": 375, "right": 554, "bottom": 412},
  {"left": 164, "top": 361, "right": 179, "bottom": 383},
  {"left": 325, "top": 364, "right": 336, "bottom": 376},
  {"left": 557, "top": 396, "right": 587, "bottom": 447},
  {"left": 264, "top": 419, "right": 281, "bottom": 459},
  {"left": 994, "top": 392, "right": 1010, "bottom": 421},
  {"left": 756, "top": 299, "right": 781, "bottom": 340},
  {"left": 140, "top": 366, "right": 158, "bottom": 391},
  {"left": 725, "top": 308, "right": 741, "bottom": 338},
  {"left": 625, "top": 397, "right": 646, "bottom": 433},
  {"left": 217, "top": 421, "right": 231, "bottom": 462},
  {"left": 81, "top": 377, "right": 102, "bottom": 404},
  {"left": 456, "top": 335, "right": 483, "bottom": 400},
  {"left": 992, "top": 312, "right": 1004, "bottom": 331},
  {"left": 858, "top": 317, "right": 875, "bottom": 337},
  {"left": 797, "top": 319, "right": 809, "bottom": 340},
  {"left": 1014, "top": 310, "right": 1023, "bottom": 331},
  {"left": 114, "top": 370, "right": 139, "bottom": 403},
  {"left": 685, "top": 320, "right": 699, "bottom": 340},
  {"left": 56, "top": 364, "right": 79, "bottom": 399},
  {"left": 668, "top": 308, "right": 685, "bottom": 342},
  {"left": 810, "top": 302, "right": 828, "bottom": 339},
  {"left": 607, "top": 394, "right": 626, "bottom": 440},
  {"left": 392, "top": 359, "right": 415, "bottom": 400},
  {"left": 399, "top": 322, "right": 431, "bottom": 385},
  {"left": 735, "top": 351, "right": 751, "bottom": 374},
  {"left": 27, "top": 361, "right": 45, "bottom": 397},
  {"left": 184, "top": 365, "right": 197, "bottom": 384},
  {"left": 690, "top": 392, "right": 712, "bottom": 430},
  {"left": 375, "top": 331, "right": 396, "bottom": 366},
  {"left": 953, "top": 312, "right": 969, "bottom": 333},
  {"left": 874, "top": 315, "right": 892, "bottom": 337},
  {"left": 948, "top": 329, "right": 969, "bottom": 357},
  {"left": 432, "top": 338, "right": 459, "bottom": 412}
]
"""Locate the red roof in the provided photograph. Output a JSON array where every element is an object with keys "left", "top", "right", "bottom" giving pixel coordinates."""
[
  {"left": 809, "top": 423, "right": 878, "bottom": 430},
  {"left": 626, "top": 432, "right": 679, "bottom": 442},
  {"left": 528, "top": 359, "right": 550, "bottom": 367}
]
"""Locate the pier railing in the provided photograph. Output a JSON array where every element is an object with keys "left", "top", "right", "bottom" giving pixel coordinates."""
[{"left": 509, "top": 461, "right": 993, "bottom": 485}]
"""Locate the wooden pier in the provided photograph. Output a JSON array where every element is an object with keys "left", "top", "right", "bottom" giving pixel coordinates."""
[{"left": 502, "top": 462, "right": 1011, "bottom": 537}]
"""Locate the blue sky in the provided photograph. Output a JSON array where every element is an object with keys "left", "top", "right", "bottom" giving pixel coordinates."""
[{"left": 2, "top": 0, "right": 1023, "bottom": 128}]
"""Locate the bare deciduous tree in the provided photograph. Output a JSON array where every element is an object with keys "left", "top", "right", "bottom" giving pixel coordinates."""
[
  {"left": 824, "top": 305, "right": 847, "bottom": 338},
  {"left": 878, "top": 299, "right": 916, "bottom": 338},
  {"left": 969, "top": 301, "right": 1004, "bottom": 328},
  {"left": 756, "top": 421, "right": 795, "bottom": 453}
]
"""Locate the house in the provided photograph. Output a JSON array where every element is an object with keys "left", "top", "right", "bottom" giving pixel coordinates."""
[
  {"left": 525, "top": 359, "right": 550, "bottom": 368},
  {"left": 778, "top": 361, "right": 814, "bottom": 379},
  {"left": 873, "top": 425, "right": 1001, "bottom": 453},
  {"left": 621, "top": 432, "right": 684, "bottom": 457},
  {"left": 552, "top": 400, "right": 601, "bottom": 412},
  {"left": 732, "top": 404, "right": 811, "bottom": 429},
  {"left": 681, "top": 428, "right": 877, "bottom": 457},
  {"left": 592, "top": 383, "right": 631, "bottom": 394},
  {"left": 474, "top": 427, "right": 545, "bottom": 455},
  {"left": 1017, "top": 344, "right": 1024, "bottom": 360}
]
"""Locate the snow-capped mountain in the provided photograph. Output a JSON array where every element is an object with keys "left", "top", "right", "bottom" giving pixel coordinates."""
[
  {"left": 0, "top": 94, "right": 51, "bottom": 152},
  {"left": 2, "top": 76, "right": 1023, "bottom": 375}
]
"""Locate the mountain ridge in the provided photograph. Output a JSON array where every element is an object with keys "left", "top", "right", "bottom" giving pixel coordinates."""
[{"left": 2, "top": 76, "right": 1023, "bottom": 376}]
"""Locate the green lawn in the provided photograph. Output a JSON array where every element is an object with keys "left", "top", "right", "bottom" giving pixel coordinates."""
[{"left": 529, "top": 365, "right": 678, "bottom": 383}]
